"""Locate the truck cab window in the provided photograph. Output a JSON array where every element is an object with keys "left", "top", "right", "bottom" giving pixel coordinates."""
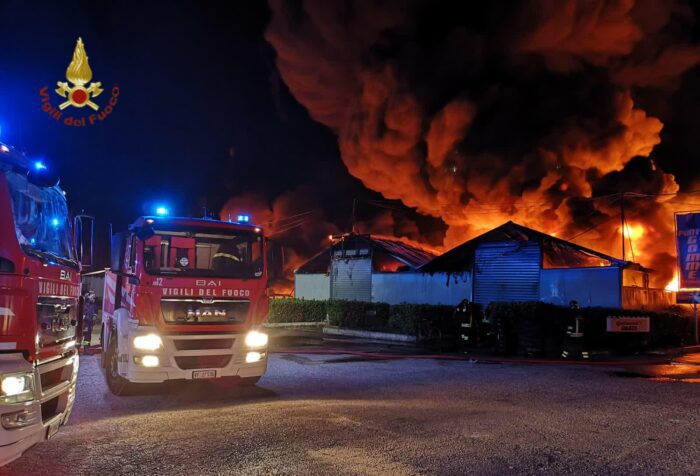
[{"left": 143, "top": 226, "right": 263, "bottom": 279}]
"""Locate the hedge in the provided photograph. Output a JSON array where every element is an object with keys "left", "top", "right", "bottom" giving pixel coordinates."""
[
  {"left": 327, "top": 300, "right": 390, "bottom": 330},
  {"left": 388, "top": 303, "right": 456, "bottom": 335},
  {"left": 268, "top": 299, "right": 467, "bottom": 337},
  {"left": 487, "top": 301, "right": 693, "bottom": 356},
  {"left": 268, "top": 299, "right": 327, "bottom": 323}
]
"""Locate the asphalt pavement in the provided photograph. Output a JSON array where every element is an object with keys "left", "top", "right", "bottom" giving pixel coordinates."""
[{"left": 2, "top": 351, "right": 700, "bottom": 475}]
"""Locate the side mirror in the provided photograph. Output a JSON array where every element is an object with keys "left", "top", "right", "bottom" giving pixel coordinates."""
[
  {"left": 110, "top": 231, "right": 127, "bottom": 272},
  {"left": 73, "top": 215, "right": 95, "bottom": 269}
]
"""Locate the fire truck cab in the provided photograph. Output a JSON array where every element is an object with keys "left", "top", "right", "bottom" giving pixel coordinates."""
[
  {"left": 101, "top": 215, "right": 269, "bottom": 395},
  {"left": 0, "top": 142, "right": 90, "bottom": 466}
]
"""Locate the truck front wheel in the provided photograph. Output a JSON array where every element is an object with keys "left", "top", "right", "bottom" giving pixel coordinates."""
[{"left": 106, "top": 336, "right": 135, "bottom": 396}]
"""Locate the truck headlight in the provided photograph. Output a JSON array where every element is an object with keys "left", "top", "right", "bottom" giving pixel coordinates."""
[
  {"left": 244, "top": 330, "right": 268, "bottom": 349},
  {"left": 133, "top": 333, "right": 163, "bottom": 351},
  {"left": 0, "top": 372, "right": 35, "bottom": 404}
]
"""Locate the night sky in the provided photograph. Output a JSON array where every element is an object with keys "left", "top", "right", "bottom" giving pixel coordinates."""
[
  {"left": 0, "top": 1, "right": 358, "bottom": 232},
  {"left": 3, "top": 1, "right": 700, "bottom": 279}
]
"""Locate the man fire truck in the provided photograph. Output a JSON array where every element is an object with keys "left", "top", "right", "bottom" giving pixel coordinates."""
[
  {"left": 0, "top": 142, "right": 89, "bottom": 465},
  {"left": 100, "top": 214, "right": 269, "bottom": 395}
]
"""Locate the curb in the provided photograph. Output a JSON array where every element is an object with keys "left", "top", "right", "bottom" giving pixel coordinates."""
[
  {"left": 322, "top": 327, "right": 417, "bottom": 343},
  {"left": 654, "top": 344, "right": 700, "bottom": 357},
  {"left": 264, "top": 322, "right": 325, "bottom": 328},
  {"left": 271, "top": 348, "right": 676, "bottom": 366}
]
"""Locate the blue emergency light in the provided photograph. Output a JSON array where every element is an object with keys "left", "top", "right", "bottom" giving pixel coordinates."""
[
  {"left": 34, "top": 161, "right": 47, "bottom": 171},
  {"left": 155, "top": 206, "right": 169, "bottom": 216},
  {"left": 237, "top": 214, "right": 250, "bottom": 223}
]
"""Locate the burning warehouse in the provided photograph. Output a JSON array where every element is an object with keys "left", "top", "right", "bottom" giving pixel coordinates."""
[
  {"left": 295, "top": 234, "right": 470, "bottom": 305},
  {"left": 421, "top": 221, "right": 674, "bottom": 309}
]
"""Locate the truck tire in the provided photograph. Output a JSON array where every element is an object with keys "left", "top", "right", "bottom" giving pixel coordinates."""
[
  {"left": 239, "top": 376, "right": 261, "bottom": 386},
  {"left": 106, "top": 336, "right": 135, "bottom": 396}
]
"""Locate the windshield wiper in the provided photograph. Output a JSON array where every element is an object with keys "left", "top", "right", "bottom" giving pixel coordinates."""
[{"left": 25, "top": 247, "right": 78, "bottom": 268}]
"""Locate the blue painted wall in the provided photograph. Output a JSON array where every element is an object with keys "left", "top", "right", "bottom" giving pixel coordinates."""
[
  {"left": 540, "top": 267, "right": 621, "bottom": 308},
  {"left": 372, "top": 272, "right": 472, "bottom": 305}
]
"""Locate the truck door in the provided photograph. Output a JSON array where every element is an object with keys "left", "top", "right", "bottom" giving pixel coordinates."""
[{"left": 109, "top": 231, "right": 130, "bottom": 311}]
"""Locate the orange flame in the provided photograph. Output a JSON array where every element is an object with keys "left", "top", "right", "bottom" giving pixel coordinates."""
[
  {"left": 665, "top": 275, "right": 679, "bottom": 292},
  {"left": 621, "top": 222, "right": 645, "bottom": 241}
]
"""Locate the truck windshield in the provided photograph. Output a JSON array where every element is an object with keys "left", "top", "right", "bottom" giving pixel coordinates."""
[
  {"left": 5, "top": 171, "right": 76, "bottom": 265},
  {"left": 143, "top": 227, "right": 263, "bottom": 279}
]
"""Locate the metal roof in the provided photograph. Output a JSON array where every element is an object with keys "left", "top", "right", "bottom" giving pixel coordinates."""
[
  {"left": 371, "top": 237, "right": 436, "bottom": 269},
  {"left": 421, "top": 221, "right": 646, "bottom": 273},
  {"left": 295, "top": 234, "right": 436, "bottom": 274}
]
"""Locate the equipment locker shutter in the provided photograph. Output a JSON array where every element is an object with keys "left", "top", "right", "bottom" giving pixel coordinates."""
[
  {"left": 330, "top": 255, "right": 372, "bottom": 301},
  {"left": 473, "top": 242, "right": 541, "bottom": 306}
]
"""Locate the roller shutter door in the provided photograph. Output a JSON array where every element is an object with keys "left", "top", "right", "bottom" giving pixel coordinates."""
[
  {"left": 330, "top": 250, "right": 372, "bottom": 301},
  {"left": 473, "top": 242, "right": 541, "bottom": 306}
]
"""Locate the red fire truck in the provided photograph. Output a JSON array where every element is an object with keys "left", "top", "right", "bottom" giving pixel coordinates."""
[
  {"left": 100, "top": 214, "right": 270, "bottom": 395},
  {"left": 0, "top": 142, "right": 90, "bottom": 465}
]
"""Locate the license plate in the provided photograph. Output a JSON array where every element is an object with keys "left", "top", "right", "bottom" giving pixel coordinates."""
[
  {"left": 192, "top": 370, "right": 216, "bottom": 379},
  {"left": 46, "top": 420, "right": 61, "bottom": 440}
]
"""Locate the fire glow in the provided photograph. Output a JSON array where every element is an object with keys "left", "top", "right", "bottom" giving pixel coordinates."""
[
  {"left": 254, "top": 1, "right": 700, "bottom": 291},
  {"left": 665, "top": 275, "right": 679, "bottom": 292}
]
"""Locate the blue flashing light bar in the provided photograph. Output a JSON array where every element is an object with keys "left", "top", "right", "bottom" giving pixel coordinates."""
[
  {"left": 237, "top": 214, "right": 250, "bottom": 223},
  {"left": 155, "top": 206, "right": 169, "bottom": 216},
  {"left": 34, "top": 161, "right": 47, "bottom": 171}
]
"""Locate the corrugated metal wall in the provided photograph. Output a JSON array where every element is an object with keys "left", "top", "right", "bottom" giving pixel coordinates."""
[
  {"left": 473, "top": 242, "right": 541, "bottom": 306},
  {"left": 294, "top": 274, "right": 330, "bottom": 300},
  {"left": 621, "top": 286, "right": 675, "bottom": 309},
  {"left": 330, "top": 252, "right": 372, "bottom": 301}
]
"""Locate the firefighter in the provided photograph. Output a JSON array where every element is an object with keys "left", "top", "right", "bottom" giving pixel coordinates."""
[
  {"left": 82, "top": 290, "right": 97, "bottom": 351},
  {"left": 455, "top": 299, "right": 475, "bottom": 352},
  {"left": 561, "top": 300, "right": 589, "bottom": 359},
  {"left": 212, "top": 241, "right": 243, "bottom": 272}
]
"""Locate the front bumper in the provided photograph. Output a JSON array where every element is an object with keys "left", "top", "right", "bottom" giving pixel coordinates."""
[
  {"left": 118, "top": 329, "right": 268, "bottom": 384},
  {"left": 0, "top": 352, "right": 77, "bottom": 467}
]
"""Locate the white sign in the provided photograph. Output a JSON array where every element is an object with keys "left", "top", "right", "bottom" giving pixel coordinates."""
[{"left": 606, "top": 316, "right": 650, "bottom": 333}]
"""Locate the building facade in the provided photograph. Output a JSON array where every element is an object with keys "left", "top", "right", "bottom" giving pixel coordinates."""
[
  {"left": 295, "top": 234, "right": 471, "bottom": 305},
  {"left": 421, "top": 221, "right": 673, "bottom": 309}
]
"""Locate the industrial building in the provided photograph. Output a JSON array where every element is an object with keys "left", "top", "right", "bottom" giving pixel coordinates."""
[
  {"left": 421, "top": 221, "right": 672, "bottom": 309},
  {"left": 294, "top": 234, "right": 471, "bottom": 305}
]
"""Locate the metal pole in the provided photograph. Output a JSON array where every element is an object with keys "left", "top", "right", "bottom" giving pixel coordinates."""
[
  {"left": 620, "top": 192, "right": 626, "bottom": 261},
  {"left": 351, "top": 198, "right": 357, "bottom": 234}
]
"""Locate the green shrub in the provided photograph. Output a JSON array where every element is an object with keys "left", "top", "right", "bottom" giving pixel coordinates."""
[
  {"left": 388, "top": 303, "right": 456, "bottom": 335},
  {"left": 326, "top": 300, "right": 390, "bottom": 330},
  {"left": 268, "top": 298, "right": 327, "bottom": 323}
]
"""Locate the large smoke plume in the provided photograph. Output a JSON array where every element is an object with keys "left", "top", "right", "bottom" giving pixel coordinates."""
[{"left": 263, "top": 0, "right": 700, "bottom": 287}]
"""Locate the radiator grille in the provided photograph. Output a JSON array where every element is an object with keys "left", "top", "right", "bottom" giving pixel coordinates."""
[
  {"left": 173, "top": 339, "right": 234, "bottom": 351},
  {"left": 174, "top": 355, "right": 232, "bottom": 370}
]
